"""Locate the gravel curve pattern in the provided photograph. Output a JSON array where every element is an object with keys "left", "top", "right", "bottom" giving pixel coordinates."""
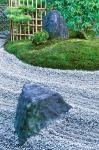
[{"left": 0, "top": 39, "right": 99, "bottom": 150}]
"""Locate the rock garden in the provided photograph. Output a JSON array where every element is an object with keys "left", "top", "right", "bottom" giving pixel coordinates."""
[{"left": 0, "top": 0, "right": 99, "bottom": 150}]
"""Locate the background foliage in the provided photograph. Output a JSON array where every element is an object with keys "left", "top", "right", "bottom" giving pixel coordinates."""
[
  {"left": 47, "top": 0, "right": 99, "bottom": 34},
  {"left": 0, "top": 0, "right": 7, "bottom": 4}
]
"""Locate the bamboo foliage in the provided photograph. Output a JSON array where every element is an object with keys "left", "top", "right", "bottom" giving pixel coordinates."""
[{"left": 8, "top": 0, "right": 47, "bottom": 41}]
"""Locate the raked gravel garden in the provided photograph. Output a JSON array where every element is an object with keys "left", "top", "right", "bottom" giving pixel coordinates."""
[
  {"left": 0, "top": 0, "right": 99, "bottom": 149},
  {"left": 0, "top": 38, "right": 99, "bottom": 150}
]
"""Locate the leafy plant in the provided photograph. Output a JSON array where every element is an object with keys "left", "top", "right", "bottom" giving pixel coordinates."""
[
  {"left": 14, "top": 15, "right": 31, "bottom": 23},
  {"left": 31, "top": 31, "right": 49, "bottom": 45},
  {"left": 18, "top": 5, "right": 36, "bottom": 13},
  {"left": 6, "top": 7, "right": 23, "bottom": 15},
  {"left": 6, "top": 7, "right": 32, "bottom": 23}
]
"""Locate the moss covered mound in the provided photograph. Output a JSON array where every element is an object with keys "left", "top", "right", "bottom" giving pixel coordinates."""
[{"left": 5, "top": 38, "right": 99, "bottom": 70}]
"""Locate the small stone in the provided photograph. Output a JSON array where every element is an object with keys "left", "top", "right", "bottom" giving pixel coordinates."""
[{"left": 15, "top": 83, "right": 72, "bottom": 145}]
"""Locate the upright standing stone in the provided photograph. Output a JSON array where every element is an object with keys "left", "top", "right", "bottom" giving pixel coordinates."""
[
  {"left": 43, "top": 10, "right": 68, "bottom": 39},
  {"left": 15, "top": 83, "right": 72, "bottom": 145}
]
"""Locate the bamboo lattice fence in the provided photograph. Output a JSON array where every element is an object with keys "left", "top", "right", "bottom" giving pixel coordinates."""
[{"left": 8, "top": 0, "right": 47, "bottom": 41}]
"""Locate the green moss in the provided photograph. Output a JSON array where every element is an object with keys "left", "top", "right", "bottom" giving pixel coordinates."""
[{"left": 5, "top": 38, "right": 99, "bottom": 70}]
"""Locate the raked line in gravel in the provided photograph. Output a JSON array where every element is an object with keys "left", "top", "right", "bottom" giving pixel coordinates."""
[{"left": 0, "top": 38, "right": 99, "bottom": 150}]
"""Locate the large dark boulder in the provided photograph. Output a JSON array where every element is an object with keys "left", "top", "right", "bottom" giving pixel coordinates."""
[
  {"left": 15, "top": 83, "right": 72, "bottom": 145},
  {"left": 43, "top": 10, "right": 68, "bottom": 39}
]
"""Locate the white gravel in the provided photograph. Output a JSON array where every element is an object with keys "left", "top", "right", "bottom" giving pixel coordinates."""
[{"left": 0, "top": 39, "right": 99, "bottom": 150}]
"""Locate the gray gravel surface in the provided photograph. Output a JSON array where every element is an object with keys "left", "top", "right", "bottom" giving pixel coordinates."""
[{"left": 0, "top": 39, "right": 99, "bottom": 150}]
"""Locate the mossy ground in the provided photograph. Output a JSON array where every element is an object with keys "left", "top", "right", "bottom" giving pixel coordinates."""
[{"left": 5, "top": 38, "right": 99, "bottom": 70}]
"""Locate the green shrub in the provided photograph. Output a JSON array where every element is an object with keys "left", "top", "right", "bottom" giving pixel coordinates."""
[
  {"left": 6, "top": 7, "right": 32, "bottom": 23},
  {"left": 6, "top": 7, "right": 23, "bottom": 15},
  {"left": 18, "top": 5, "right": 36, "bottom": 13},
  {"left": 7, "top": 14, "right": 31, "bottom": 23},
  {"left": 31, "top": 31, "right": 49, "bottom": 45}
]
